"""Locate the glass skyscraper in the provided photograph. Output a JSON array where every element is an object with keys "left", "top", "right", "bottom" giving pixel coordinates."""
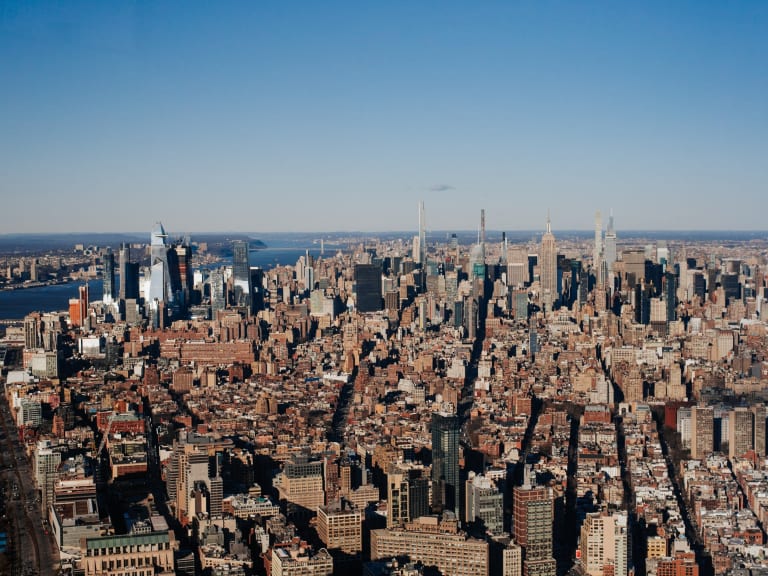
[{"left": 431, "top": 411, "right": 461, "bottom": 517}]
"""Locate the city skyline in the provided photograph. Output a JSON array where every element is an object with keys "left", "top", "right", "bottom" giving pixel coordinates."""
[{"left": 2, "top": 2, "right": 767, "bottom": 233}]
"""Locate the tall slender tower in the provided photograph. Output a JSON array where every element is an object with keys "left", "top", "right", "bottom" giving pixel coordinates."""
[
  {"left": 604, "top": 210, "right": 617, "bottom": 276},
  {"left": 118, "top": 243, "right": 130, "bottom": 300},
  {"left": 103, "top": 248, "right": 116, "bottom": 304},
  {"left": 431, "top": 412, "right": 461, "bottom": 517},
  {"left": 419, "top": 200, "right": 426, "bottom": 266},
  {"left": 540, "top": 212, "right": 557, "bottom": 315},
  {"left": 593, "top": 211, "right": 603, "bottom": 285}
]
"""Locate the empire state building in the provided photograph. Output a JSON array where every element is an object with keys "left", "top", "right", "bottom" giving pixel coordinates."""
[{"left": 540, "top": 213, "right": 557, "bottom": 315}]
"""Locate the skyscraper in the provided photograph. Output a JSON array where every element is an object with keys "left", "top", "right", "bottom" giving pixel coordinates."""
[
  {"left": 604, "top": 211, "right": 617, "bottom": 276},
  {"left": 418, "top": 200, "right": 426, "bottom": 267},
  {"left": 354, "top": 263, "right": 382, "bottom": 312},
  {"left": 593, "top": 210, "right": 603, "bottom": 285},
  {"left": 579, "top": 511, "right": 628, "bottom": 576},
  {"left": 148, "top": 222, "right": 173, "bottom": 305},
  {"left": 232, "top": 240, "right": 252, "bottom": 310},
  {"left": 431, "top": 411, "right": 461, "bottom": 517},
  {"left": 540, "top": 213, "right": 557, "bottom": 315},
  {"left": 117, "top": 243, "right": 140, "bottom": 305},
  {"left": 102, "top": 248, "right": 115, "bottom": 303},
  {"left": 210, "top": 269, "right": 226, "bottom": 317},
  {"left": 690, "top": 406, "right": 714, "bottom": 459},
  {"left": 513, "top": 481, "right": 556, "bottom": 576}
]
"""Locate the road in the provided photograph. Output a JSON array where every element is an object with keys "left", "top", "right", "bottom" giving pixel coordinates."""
[{"left": 0, "top": 392, "right": 60, "bottom": 576}]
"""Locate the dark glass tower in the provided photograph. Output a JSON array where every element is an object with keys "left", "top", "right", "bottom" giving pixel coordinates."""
[
  {"left": 431, "top": 412, "right": 461, "bottom": 517},
  {"left": 354, "top": 263, "right": 382, "bottom": 312},
  {"left": 665, "top": 272, "right": 677, "bottom": 321}
]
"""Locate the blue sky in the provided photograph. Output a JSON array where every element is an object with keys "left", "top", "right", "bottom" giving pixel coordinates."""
[{"left": 1, "top": 1, "right": 766, "bottom": 233}]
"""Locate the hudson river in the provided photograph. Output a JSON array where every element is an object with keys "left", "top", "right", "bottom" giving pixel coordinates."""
[{"left": 0, "top": 247, "right": 325, "bottom": 320}]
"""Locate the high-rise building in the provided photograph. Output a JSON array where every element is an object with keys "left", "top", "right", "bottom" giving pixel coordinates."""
[
  {"left": 752, "top": 404, "right": 766, "bottom": 458},
  {"left": 431, "top": 412, "right": 461, "bottom": 517},
  {"left": 513, "top": 481, "right": 555, "bottom": 576},
  {"left": 210, "top": 270, "right": 226, "bottom": 316},
  {"left": 729, "top": 407, "right": 754, "bottom": 459},
  {"left": 118, "top": 243, "right": 139, "bottom": 301},
  {"left": 316, "top": 502, "right": 362, "bottom": 555},
  {"left": 690, "top": 406, "right": 714, "bottom": 459},
  {"left": 579, "top": 511, "right": 628, "bottom": 576},
  {"left": 593, "top": 211, "right": 603, "bottom": 285},
  {"left": 665, "top": 272, "right": 678, "bottom": 322},
  {"left": 604, "top": 211, "right": 617, "bottom": 276},
  {"left": 540, "top": 213, "right": 557, "bottom": 315},
  {"left": 232, "top": 240, "right": 252, "bottom": 311},
  {"left": 465, "top": 474, "right": 504, "bottom": 535},
  {"left": 148, "top": 222, "right": 173, "bottom": 306},
  {"left": 24, "top": 312, "right": 42, "bottom": 350},
  {"left": 354, "top": 264, "right": 382, "bottom": 313},
  {"left": 102, "top": 248, "right": 115, "bottom": 303},
  {"left": 387, "top": 463, "right": 429, "bottom": 529},
  {"left": 418, "top": 200, "right": 426, "bottom": 267}
]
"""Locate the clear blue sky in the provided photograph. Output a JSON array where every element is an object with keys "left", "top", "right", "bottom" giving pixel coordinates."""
[{"left": 1, "top": 1, "right": 766, "bottom": 234}]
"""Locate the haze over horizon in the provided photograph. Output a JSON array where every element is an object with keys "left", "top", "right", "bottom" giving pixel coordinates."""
[{"left": 2, "top": 1, "right": 767, "bottom": 234}]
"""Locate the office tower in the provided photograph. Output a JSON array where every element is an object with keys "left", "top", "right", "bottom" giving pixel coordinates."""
[
  {"left": 540, "top": 213, "right": 557, "bottom": 315},
  {"left": 507, "top": 247, "right": 529, "bottom": 288},
  {"left": 513, "top": 481, "right": 556, "bottom": 576},
  {"left": 690, "top": 406, "right": 714, "bottom": 459},
  {"left": 579, "top": 511, "right": 629, "bottom": 576},
  {"left": 277, "top": 454, "right": 325, "bottom": 512},
  {"left": 316, "top": 502, "right": 362, "bottom": 555},
  {"left": 102, "top": 248, "right": 115, "bottom": 303},
  {"left": 635, "top": 281, "right": 652, "bottom": 325},
  {"left": 24, "top": 313, "right": 42, "bottom": 349},
  {"left": 387, "top": 463, "right": 429, "bottom": 529},
  {"left": 729, "top": 407, "right": 754, "bottom": 459},
  {"left": 118, "top": 243, "right": 139, "bottom": 301},
  {"left": 118, "top": 243, "right": 130, "bottom": 300},
  {"left": 665, "top": 272, "right": 677, "bottom": 322},
  {"left": 83, "top": 531, "right": 176, "bottom": 576},
  {"left": 354, "top": 263, "right": 382, "bottom": 312},
  {"left": 232, "top": 240, "right": 252, "bottom": 310},
  {"left": 210, "top": 270, "right": 226, "bottom": 316},
  {"left": 148, "top": 221, "right": 173, "bottom": 305},
  {"left": 465, "top": 474, "right": 504, "bottom": 535},
  {"left": 604, "top": 211, "right": 617, "bottom": 276},
  {"left": 431, "top": 412, "right": 461, "bottom": 517},
  {"left": 69, "top": 284, "right": 89, "bottom": 328},
  {"left": 174, "top": 239, "right": 193, "bottom": 305},
  {"left": 722, "top": 273, "right": 741, "bottom": 303},
  {"left": 593, "top": 211, "right": 603, "bottom": 285},
  {"left": 752, "top": 404, "right": 766, "bottom": 458},
  {"left": 251, "top": 267, "right": 265, "bottom": 312},
  {"left": 418, "top": 200, "right": 426, "bottom": 266}
]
